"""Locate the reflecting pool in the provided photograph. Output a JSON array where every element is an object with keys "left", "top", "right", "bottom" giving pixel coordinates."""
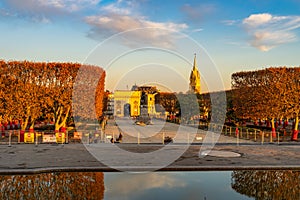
[
  {"left": 104, "top": 171, "right": 251, "bottom": 200},
  {"left": 0, "top": 172, "right": 104, "bottom": 199},
  {"left": 1, "top": 171, "right": 300, "bottom": 199}
]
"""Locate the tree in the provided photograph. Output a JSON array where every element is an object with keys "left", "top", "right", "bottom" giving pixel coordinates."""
[
  {"left": 156, "top": 92, "right": 178, "bottom": 114},
  {"left": 232, "top": 70, "right": 268, "bottom": 121},
  {"left": 232, "top": 170, "right": 300, "bottom": 200},
  {"left": 72, "top": 65, "right": 106, "bottom": 124},
  {"left": 261, "top": 68, "right": 286, "bottom": 137},
  {"left": 176, "top": 93, "right": 200, "bottom": 123},
  {"left": 0, "top": 60, "right": 106, "bottom": 141},
  {"left": 0, "top": 172, "right": 104, "bottom": 199},
  {"left": 44, "top": 63, "right": 79, "bottom": 133},
  {"left": 3, "top": 61, "right": 46, "bottom": 140},
  {"left": 225, "top": 90, "right": 236, "bottom": 121},
  {"left": 231, "top": 67, "right": 300, "bottom": 139}
]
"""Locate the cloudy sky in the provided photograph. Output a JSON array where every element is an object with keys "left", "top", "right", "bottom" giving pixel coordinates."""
[{"left": 1, "top": 0, "right": 300, "bottom": 92}]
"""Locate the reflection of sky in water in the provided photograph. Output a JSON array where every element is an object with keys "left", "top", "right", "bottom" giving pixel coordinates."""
[{"left": 104, "top": 172, "right": 252, "bottom": 200}]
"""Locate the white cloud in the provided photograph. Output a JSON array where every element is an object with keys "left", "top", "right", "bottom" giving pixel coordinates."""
[
  {"left": 85, "top": 14, "right": 188, "bottom": 48},
  {"left": 181, "top": 3, "right": 216, "bottom": 23},
  {"left": 243, "top": 13, "right": 273, "bottom": 27},
  {"left": 242, "top": 13, "right": 300, "bottom": 51},
  {"left": 106, "top": 173, "right": 186, "bottom": 198},
  {"left": 251, "top": 31, "right": 296, "bottom": 51},
  {"left": 84, "top": 0, "right": 189, "bottom": 48},
  {"left": 101, "top": 3, "right": 131, "bottom": 15},
  {"left": 5, "top": 0, "right": 100, "bottom": 12},
  {"left": 221, "top": 20, "right": 238, "bottom": 26},
  {"left": 2, "top": 0, "right": 100, "bottom": 22},
  {"left": 100, "top": 0, "right": 143, "bottom": 16},
  {"left": 191, "top": 28, "right": 204, "bottom": 33}
]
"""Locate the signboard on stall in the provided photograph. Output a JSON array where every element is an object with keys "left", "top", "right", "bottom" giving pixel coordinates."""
[
  {"left": 24, "top": 132, "right": 34, "bottom": 143},
  {"left": 56, "top": 132, "right": 65, "bottom": 144},
  {"left": 73, "top": 132, "right": 82, "bottom": 140},
  {"left": 42, "top": 134, "right": 56, "bottom": 143}
]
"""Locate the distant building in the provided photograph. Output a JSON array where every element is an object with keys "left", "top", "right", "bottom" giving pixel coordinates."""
[
  {"left": 136, "top": 85, "right": 158, "bottom": 116},
  {"left": 189, "top": 53, "right": 201, "bottom": 94},
  {"left": 105, "top": 92, "right": 114, "bottom": 117},
  {"left": 114, "top": 90, "right": 141, "bottom": 117},
  {"left": 111, "top": 54, "right": 201, "bottom": 117},
  {"left": 113, "top": 85, "right": 159, "bottom": 118}
]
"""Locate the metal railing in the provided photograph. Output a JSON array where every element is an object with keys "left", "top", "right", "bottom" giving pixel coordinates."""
[{"left": 0, "top": 122, "right": 296, "bottom": 146}]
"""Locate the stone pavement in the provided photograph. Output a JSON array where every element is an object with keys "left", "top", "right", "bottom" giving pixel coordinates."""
[
  {"left": 0, "top": 142, "right": 300, "bottom": 174},
  {"left": 103, "top": 118, "right": 255, "bottom": 144},
  {"left": 0, "top": 119, "right": 300, "bottom": 174}
]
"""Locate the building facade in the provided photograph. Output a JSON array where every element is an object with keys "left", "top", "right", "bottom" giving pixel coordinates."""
[
  {"left": 105, "top": 92, "right": 114, "bottom": 116},
  {"left": 113, "top": 85, "right": 158, "bottom": 117},
  {"left": 114, "top": 90, "right": 141, "bottom": 117}
]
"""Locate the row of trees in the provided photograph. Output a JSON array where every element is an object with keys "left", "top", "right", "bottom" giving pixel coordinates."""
[
  {"left": 232, "top": 170, "right": 300, "bottom": 199},
  {"left": 0, "top": 60, "right": 105, "bottom": 141},
  {"left": 156, "top": 92, "right": 216, "bottom": 122},
  {"left": 232, "top": 67, "right": 300, "bottom": 140},
  {"left": 0, "top": 172, "right": 104, "bottom": 199},
  {"left": 157, "top": 92, "right": 202, "bottom": 121}
]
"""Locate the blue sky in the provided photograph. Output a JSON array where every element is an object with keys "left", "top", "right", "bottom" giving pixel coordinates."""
[{"left": 1, "top": 0, "right": 300, "bottom": 92}]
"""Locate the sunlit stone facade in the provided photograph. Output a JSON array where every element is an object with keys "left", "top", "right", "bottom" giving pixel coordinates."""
[
  {"left": 114, "top": 90, "right": 141, "bottom": 117},
  {"left": 189, "top": 54, "right": 201, "bottom": 94},
  {"left": 113, "top": 85, "right": 158, "bottom": 117}
]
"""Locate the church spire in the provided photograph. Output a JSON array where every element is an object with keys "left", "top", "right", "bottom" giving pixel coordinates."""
[
  {"left": 193, "top": 53, "right": 197, "bottom": 70},
  {"left": 189, "top": 53, "right": 201, "bottom": 94}
]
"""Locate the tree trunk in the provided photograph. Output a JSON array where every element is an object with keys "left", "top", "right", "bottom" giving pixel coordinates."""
[
  {"left": 271, "top": 118, "right": 276, "bottom": 138},
  {"left": 253, "top": 119, "right": 258, "bottom": 126},
  {"left": 291, "top": 115, "right": 299, "bottom": 141},
  {"left": 266, "top": 120, "right": 270, "bottom": 127},
  {"left": 21, "top": 117, "right": 29, "bottom": 132},
  {"left": 20, "top": 116, "right": 30, "bottom": 142},
  {"left": 279, "top": 116, "right": 283, "bottom": 126},
  {"left": 283, "top": 118, "right": 289, "bottom": 129},
  {"left": 55, "top": 106, "right": 70, "bottom": 133},
  {"left": 0, "top": 123, "right": 4, "bottom": 137},
  {"left": 29, "top": 118, "right": 35, "bottom": 133}
]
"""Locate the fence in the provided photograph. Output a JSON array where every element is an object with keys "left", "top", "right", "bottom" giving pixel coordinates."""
[
  {"left": 0, "top": 129, "right": 105, "bottom": 146},
  {"left": 0, "top": 122, "right": 295, "bottom": 146},
  {"left": 208, "top": 123, "right": 292, "bottom": 144},
  {"left": 0, "top": 129, "right": 133, "bottom": 145}
]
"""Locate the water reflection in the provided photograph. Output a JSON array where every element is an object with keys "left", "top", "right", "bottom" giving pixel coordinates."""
[
  {"left": 104, "top": 172, "right": 251, "bottom": 200},
  {"left": 232, "top": 170, "right": 300, "bottom": 200},
  {"left": 2, "top": 171, "right": 298, "bottom": 199},
  {"left": 0, "top": 172, "right": 104, "bottom": 199}
]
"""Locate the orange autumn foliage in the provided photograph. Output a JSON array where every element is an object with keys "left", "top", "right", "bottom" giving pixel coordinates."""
[
  {"left": 232, "top": 170, "right": 300, "bottom": 200},
  {"left": 0, "top": 172, "right": 104, "bottom": 199},
  {"left": 0, "top": 60, "right": 105, "bottom": 131},
  {"left": 232, "top": 67, "right": 300, "bottom": 137}
]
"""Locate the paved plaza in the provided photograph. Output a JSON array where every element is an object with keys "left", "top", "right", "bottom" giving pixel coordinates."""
[
  {"left": 0, "top": 120, "right": 300, "bottom": 174},
  {"left": 104, "top": 118, "right": 255, "bottom": 144}
]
